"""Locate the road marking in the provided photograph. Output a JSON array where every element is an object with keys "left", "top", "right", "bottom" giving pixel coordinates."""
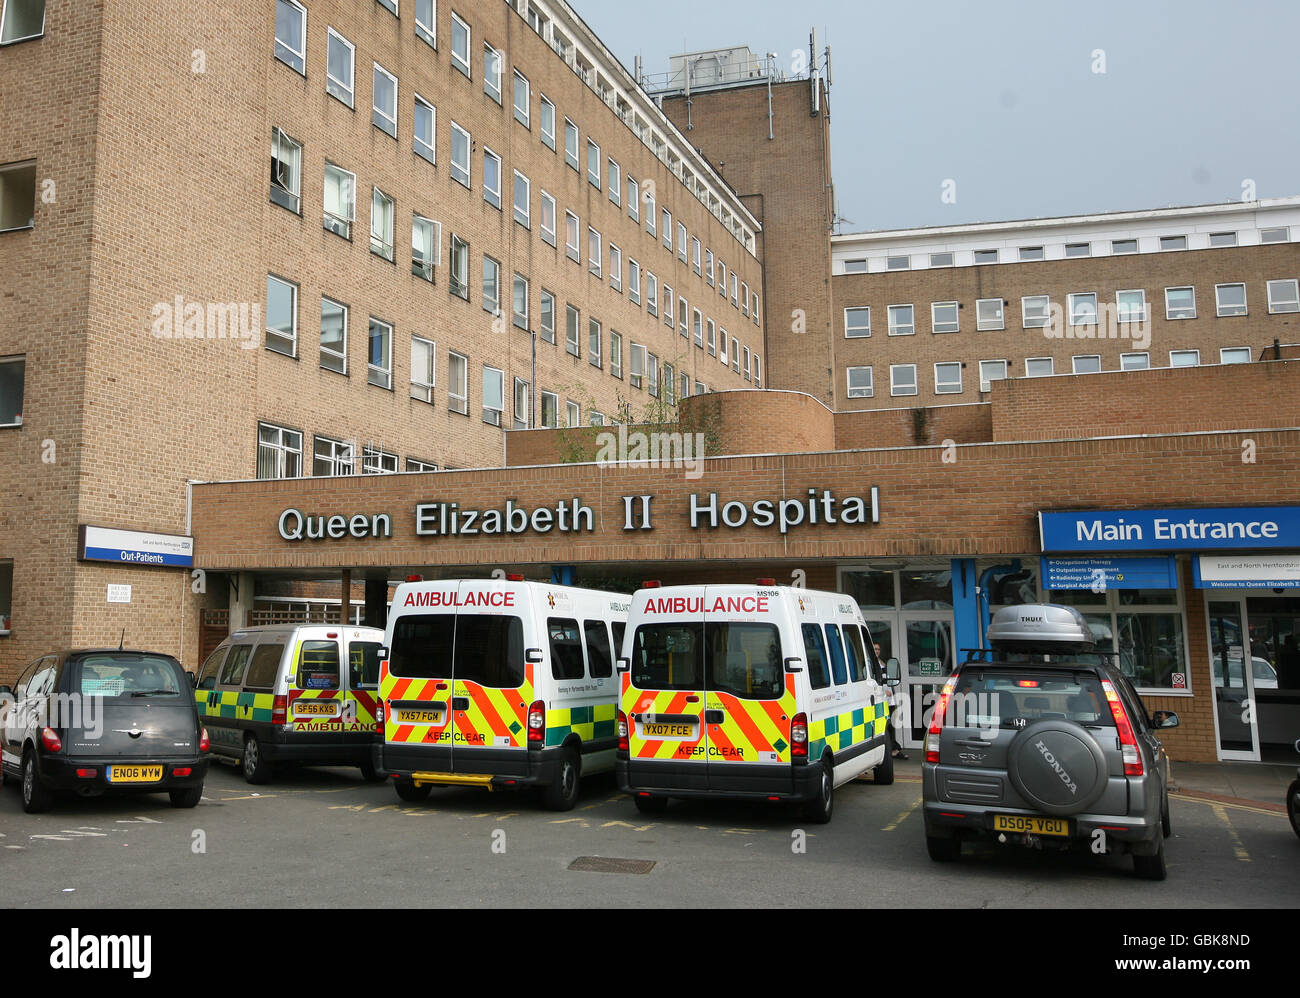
[
  {"left": 882, "top": 796, "right": 922, "bottom": 832},
  {"left": 30, "top": 834, "right": 75, "bottom": 842},
  {"left": 115, "top": 817, "right": 162, "bottom": 824},
  {"left": 1170, "top": 793, "right": 1285, "bottom": 818},
  {"left": 1210, "top": 803, "right": 1251, "bottom": 863}
]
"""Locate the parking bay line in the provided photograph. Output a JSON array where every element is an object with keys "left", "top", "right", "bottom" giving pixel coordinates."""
[
  {"left": 882, "top": 796, "right": 922, "bottom": 832},
  {"left": 1170, "top": 792, "right": 1284, "bottom": 819},
  {"left": 1208, "top": 802, "right": 1252, "bottom": 863}
]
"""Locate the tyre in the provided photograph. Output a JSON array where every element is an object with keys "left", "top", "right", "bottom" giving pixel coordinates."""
[
  {"left": 1161, "top": 791, "right": 1172, "bottom": 838},
  {"left": 1133, "top": 837, "right": 1168, "bottom": 881},
  {"left": 542, "top": 747, "right": 580, "bottom": 811},
  {"left": 241, "top": 734, "right": 272, "bottom": 785},
  {"left": 874, "top": 744, "right": 895, "bottom": 785},
  {"left": 1287, "top": 779, "right": 1300, "bottom": 840},
  {"left": 169, "top": 785, "right": 203, "bottom": 808},
  {"left": 802, "top": 758, "right": 834, "bottom": 824},
  {"left": 926, "top": 834, "right": 961, "bottom": 862},
  {"left": 21, "top": 750, "right": 54, "bottom": 814},
  {"left": 394, "top": 778, "right": 432, "bottom": 802},
  {"left": 359, "top": 757, "right": 387, "bottom": 782},
  {"left": 633, "top": 794, "right": 669, "bottom": 815}
]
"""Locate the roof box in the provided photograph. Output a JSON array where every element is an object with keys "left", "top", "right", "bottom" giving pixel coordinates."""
[{"left": 986, "top": 603, "right": 1096, "bottom": 653}]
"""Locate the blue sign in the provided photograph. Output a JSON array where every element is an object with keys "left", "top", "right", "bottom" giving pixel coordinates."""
[
  {"left": 79, "top": 525, "right": 194, "bottom": 568},
  {"left": 1038, "top": 507, "right": 1300, "bottom": 553},
  {"left": 1042, "top": 556, "right": 1178, "bottom": 591}
]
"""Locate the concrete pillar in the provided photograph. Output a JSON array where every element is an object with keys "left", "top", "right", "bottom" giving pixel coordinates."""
[
  {"left": 364, "top": 577, "right": 388, "bottom": 629},
  {"left": 228, "top": 571, "right": 255, "bottom": 629}
]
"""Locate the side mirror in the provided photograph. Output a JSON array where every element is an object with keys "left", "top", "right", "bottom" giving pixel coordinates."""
[
  {"left": 885, "top": 657, "right": 901, "bottom": 684},
  {"left": 616, "top": 657, "right": 629, "bottom": 673},
  {"left": 1152, "top": 710, "right": 1180, "bottom": 730},
  {"left": 378, "top": 647, "right": 389, "bottom": 660},
  {"left": 783, "top": 656, "right": 803, "bottom": 674}
]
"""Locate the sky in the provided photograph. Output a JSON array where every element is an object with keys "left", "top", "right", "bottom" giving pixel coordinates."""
[{"left": 579, "top": 0, "right": 1300, "bottom": 232}]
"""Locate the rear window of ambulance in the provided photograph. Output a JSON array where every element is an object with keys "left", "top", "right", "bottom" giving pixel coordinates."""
[
  {"left": 390, "top": 614, "right": 456, "bottom": 679},
  {"left": 629, "top": 621, "right": 783, "bottom": 700},
  {"left": 389, "top": 613, "right": 525, "bottom": 689},
  {"left": 953, "top": 670, "right": 1113, "bottom": 729},
  {"left": 295, "top": 641, "right": 337, "bottom": 690},
  {"left": 630, "top": 622, "right": 704, "bottom": 691}
]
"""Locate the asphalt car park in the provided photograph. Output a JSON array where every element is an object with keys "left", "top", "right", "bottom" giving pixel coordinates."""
[{"left": 2, "top": 758, "right": 1297, "bottom": 909}]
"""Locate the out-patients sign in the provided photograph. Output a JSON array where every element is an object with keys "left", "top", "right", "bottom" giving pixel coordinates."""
[{"left": 80, "top": 525, "right": 195, "bottom": 568}]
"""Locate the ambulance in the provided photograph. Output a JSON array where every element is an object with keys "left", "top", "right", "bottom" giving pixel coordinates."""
[
  {"left": 377, "top": 577, "right": 630, "bottom": 810},
  {"left": 195, "top": 624, "right": 387, "bottom": 783},
  {"left": 616, "top": 582, "right": 893, "bottom": 821}
]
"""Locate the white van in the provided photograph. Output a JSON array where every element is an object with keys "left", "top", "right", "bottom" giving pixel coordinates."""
[
  {"left": 195, "top": 624, "right": 387, "bottom": 783},
  {"left": 378, "top": 578, "right": 631, "bottom": 810},
  {"left": 616, "top": 583, "right": 893, "bottom": 821}
]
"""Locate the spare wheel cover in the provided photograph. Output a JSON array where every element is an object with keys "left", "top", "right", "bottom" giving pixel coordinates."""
[{"left": 1007, "top": 720, "right": 1108, "bottom": 816}]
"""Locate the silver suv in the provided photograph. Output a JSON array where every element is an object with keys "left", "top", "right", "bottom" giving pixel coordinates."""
[{"left": 921, "top": 604, "right": 1179, "bottom": 880}]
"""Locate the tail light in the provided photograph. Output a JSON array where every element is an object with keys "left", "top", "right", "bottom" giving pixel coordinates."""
[
  {"left": 271, "top": 695, "right": 287, "bottom": 725},
  {"left": 791, "top": 713, "right": 808, "bottom": 758},
  {"left": 1101, "top": 679, "right": 1143, "bottom": 776},
  {"left": 616, "top": 709, "right": 629, "bottom": 753},
  {"left": 376, "top": 701, "right": 386, "bottom": 733},
  {"left": 40, "top": 726, "right": 62, "bottom": 752},
  {"left": 756, "top": 578, "right": 776, "bottom": 585},
  {"left": 506, "top": 573, "right": 524, "bottom": 581},
  {"left": 641, "top": 580, "right": 662, "bottom": 588},
  {"left": 173, "top": 767, "right": 192, "bottom": 777},
  {"left": 925, "top": 675, "right": 959, "bottom": 764},
  {"left": 76, "top": 769, "right": 97, "bottom": 779},
  {"left": 527, "top": 700, "right": 545, "bottom": 744},
  {"left": 199, "top": 727, "right": 211, "bottom": 753}
]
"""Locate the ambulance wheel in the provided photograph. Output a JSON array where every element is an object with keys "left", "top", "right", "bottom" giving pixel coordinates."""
[
  {"left": 241, "top": 734, "right": 271, "bottom": 785},
  {"left": 394, "top": 778, "right": 432, "bottom": 802},
  {"left": 169, "top": 785, "right": 203, "bottom": 808},
  {"left": 359, "top": 758, "right": 387, "bottom": 782},
  {"left": 874, "top": 745, "right": 895, "bottom": 785},
  {"left": 633, "top": 794, "right": 669, "bottom": 815},
  {"left": 543, "top": 747, "right": 580, "bottom": 811},
  {"left": 22, "top": 750, "right": 54, "bottom": 814},
  {"left": 802, "top": 758, "right": 834, "bottom": 824}
]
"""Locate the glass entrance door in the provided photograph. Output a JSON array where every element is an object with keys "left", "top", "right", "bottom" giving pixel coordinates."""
[
  {"left": 1207, "top": 597, "right": 1259, "bottom": 760},
  {"left": 901, "top": 615, "right": 955, "bottom": 747}
]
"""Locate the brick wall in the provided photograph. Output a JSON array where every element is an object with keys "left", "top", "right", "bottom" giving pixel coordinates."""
[{"left": 835, "top": 402, "right": 993, "bottom": 449}]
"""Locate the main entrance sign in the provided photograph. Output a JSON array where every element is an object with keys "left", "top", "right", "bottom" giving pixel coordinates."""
[{"left": 1039, "top": 507, "right": 1300, "bottom": 552}]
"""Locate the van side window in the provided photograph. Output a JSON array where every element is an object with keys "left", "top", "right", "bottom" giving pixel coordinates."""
[
  {"left": 549, "top": 618, "right": 586, "bottom": 680},
  {"left": 197, "top": 647, "right": 226, "bottom": 690},
  {"left": 611, "top": 621, "right": 626, "bottom": 659},
  {"left": 584, "top": 620, "right": 613, "bottom": 678},
  {"left": 219, "top": 645, "right": 253, "bottom": 687},
  {"left": 842, "top": 624, "right": 868, "bottom": 682},
  {"left": 824, "top": 624, "right": 848, "bottom": 686},
  {"left": 802, "top": 624, "right": 831, "bottom": 690},
  {"left": 350, "top": 641, "right": 383, "bottom": 689},
  {"left": 246, "top": 643, "right": 287, "bottom": 690},
  {"left": 297, "top": 640, "right": 340, "bottom": 689},
  {"left": 860, "top": 625, "right": 886, "bottom": 683}
]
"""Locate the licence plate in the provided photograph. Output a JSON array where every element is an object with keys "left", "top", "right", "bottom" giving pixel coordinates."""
[
  {"left": 107, "top": 765, "right": 163, "bottom": 784},
  {"left": 642, "top": 722, "right": 695, "bottom": 738},
  {"left": 993, "top": 814, "right": 1068, "bottom": 836},
  {"left": 295, "top": 701, "right": 338, "bottom": 716},
  {"left": 396, "top": 708, "right": 444, "bottom": 724}
]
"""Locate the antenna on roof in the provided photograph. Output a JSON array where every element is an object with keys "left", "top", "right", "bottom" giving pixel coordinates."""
[{"left": 118, "top": 628, "right": 125, "bottom": 651}]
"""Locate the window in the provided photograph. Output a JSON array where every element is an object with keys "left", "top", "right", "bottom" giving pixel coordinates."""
[
  {"left": 1111, "top": 239, "right": 1137, "bottom": 254},
  {"left": 512, "top": 273, "right": 529, "bottom": 329},
  {"left": 843, "top": 258, "right": 867, "bottom": 274},
  {"left": 313, "top": 437, "right": 355, "bottom": 476},
  {"left": 646, "top": 273, "right": 658, "bottom": 316},
  {"left": 372, "top": 63, "right": 398, "bottom": 136},
  {"left": 377, "top": 0, "right": 397, "bottom": 14},
  {"left": 730, "top": 273, "right": 739, "bottom": 306},
  {"left": 1159, "top": 235, "right": 1186, "bottom": 251},
  {"left": 268, "top": 128, "right": 302, "bottom": 214},
  {"left": 450, "top": 122, "right": 471, "bottom": 187},
  {"left": 540, "top": 191, "right": 556, "bottom": 245},
  {"left": 973, "top": 249, "right": 998, "bottom": 265},
  {"left": 448, "top": 351, "right": 468, "bottom": 413},
  {"left": 716, "top": 260, "right": 726, "bottom": 296},
  {"left": 565, "top": 304, "right": 580, "bottom": 356},
  {"left": 1267, "top": 279, "right": 1299, "bottom": 314},
  {"left": 513, "top": 377, "right": 531, "bottom": 429},
  {"left": 273, "top": 1, "right": 306, "bottom": 70},
  {"left": 1165, "top": 286, "right": 1196, "bottom": 320},
  {"left": 929, "top": 252, "right": 954, "bottom": 268},
  {"left": 664, "top": 361, "right": 676, "bottom": 399},
  {"left": 647, "top": 352, "right": 659, "bottom": 398},
  {"left": 1022, "top": 295, "right": 1051, "bottom": 328},
  {"left": 974, "top": 298, "right": 1004, "bottom": 331},
  {"left": 692, "top": 237, "right": 702, "bottom": 275},
  {"left": 257, "top": 423, "right": 302, "bottom": 480},
  {"left": 628, "top": 259, "right": 641, "bottom": 305},
  {"left": 322, "top": 163, "right": 355, "bottom": 239},
  {"left": 705, "top": 318, "right": 715, "bottom": 355},
  {"left": 541, "top": 391, "right": 559, "bottom": 428},
  {"left": 754, "top": 356, "right": 761, "bottom": 387},
  {"left": 483, "top": 148, "right": 501, "bottom": 209},
  {"left": 513, "top": 70, "right": 530, "bottom": 126},
  {"left": 688, "top": 304, "right": 699, "bottom": 344},
  {"left": 1216, "top": 283, "right": 1247, "bottom": 317},
  {"left": 412, "top": 214, "right": 439, "bottom": 282},
  {"left": 363, "top": 447, "right": 398, "bottom": 474},
  {"left": 265, "top": 275, "right": 298, "bottom": 356},
  {"left": 415, "top": 0, "right": 435, "bottom": 46},
  {"left": 846, "top": 366, "right": 873, "bottom": 398},
  {"left": 705, "top": 248, "right": 716, "bottom": 286},
  {"left": 326, "top": 28, "right": 355, "bottom": 107},
  {"left": 1116, "top": 289, "right": 1147, "bottom": 323},
  {"left": 741, "top": 282, "right": 749, "bottom": 316},
  {"left": 742, "top": 348, "right": 752, "bottom": 382},
  {"left": 566, "top": 400, "right": 580, "bottom": 427},
  {"left": 587, "top": 139, "right": 600, "bottom": 188},
  {"left": 407, "top": 457, "right": 437, "bottom": 472},
  {"left": 0, "top": 356, "right": 24, "bottom": 426},
  {"left": 890, "top": 364, "right": 917, "bottom": 396},
  {"left": 513, "top": 171, "right": 530, "bottom": 227},
  {"left": 886, "top": 255, "right": 909, "bottom": 271},
  {"left": 589, "top": 411, "right": 605, "bottom": 426},
  {"left": 664, "top": 284, "right": 675, "bottom": 329},
  {"left": 588, "top": 318, "right": 602, "bottom": 368},
  {"left": 455, "top": 19, "right": 479, "bottom": 81},
  {"left": 645, "top": 191, "right": 657, "bottom": 236},
  {"left": 1025, "top": 357, "right": 1054, "bottom": 378},
  {"left": 565, "top": 211, "right": 579, "bottom": 262},
  {"left": 680, "top": 372, "right": 690, "bottom": 399},
  {"left": 609, "top": 245, "right": 622, "bottom": 291},
  {"left": 753, "top": 293, "right": 760, "bottom": 325},
  {"left": 1120, "top": 352, "right": 1149, "bottom": 371},
  {"left": 370, "top": 187, "right": 395, "bottom": 261},
  {"left": 935, "top": 362, "right": 962, "bottom": 394},
  {"left": 887, "top": 304, "right": 915, "bottom": 336},
  {"left": 629, "top": 342, "right": 644, "bottom": 389},
  {"left": 368, "top": 318, "right": 392, "bottom": 389},
  {"left": 730, "top": 333, "right": 740, "bottom": 374},
  {"left": 540, "top": 96, "right": 556, "bottom": 149},
  {"left": 540, "top": 290, "right": 555, "bottom": 343},
  {"left": 0, "top": 160, "right": 35, "bottom": 231},
  {"left": 842, "top": 307, "right": 870, "bottom": 338},
  {"left": 1209, "top": 231, "right": 1237, "bottom": 247},
  {"left": 564, "top": 118, "right": 579, "bottom": 169},
  {"left": 931, "top": 301, "right": 959, "bottom": 334},
  {"left": 1072, "top": 354, "right": 1102, "bottom": 374},
  {"left": 449, "top": 234, "right": 469, "bottom": 299},
  {"left": 411, "top": 336, "right": 436, "bottom": 402},
  {"left": 978, "top": 359, "right": 1007, "bottom": 392},
  {"left": 482, "top": 255, "right": 501, "bottom": 314},
  {"left": 1064, "top": 242, "right": 1090, "bottom": 258},
  {"left": 588, "top": 227, "right": 602, "bottom": 277},
  {"left": 320, "top": 297, "right": 348, "bottom": 374},
  {"left": 608, "top": 159, "right": 621, "bottom": 205},
  {"left": 413, "top": 95, "right": 436, "bottom": 163},
  {"left": 1169, "top": 349, "right": 1199, "bottom": 368},
  {"left": 628, "top": 178, "right": 639, "bottom": 221},
  {"left": 662, "top": 208, "right": 672, "bottom": 249},
  {"left": 609, "top": 330, "right": 623, "bottom": 378},
  {"left": 1220, "top": 347, "right": 1251, "bottom": 365},
  {"left": 1019, "top": 246, "right": 1044, "bottom": 261},
  {"left": 1260, "top": 227, "right": 1289, "bottom": 244},
  {"left": 482, "top": 367, "right": 504, "bottom": 425}
]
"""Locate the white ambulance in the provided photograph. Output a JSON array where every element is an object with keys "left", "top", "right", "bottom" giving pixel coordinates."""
[
  {"left": 378, "top": 577, "right": 631, "bottom": 810},
  {"left": 616, "top": 582, "right": 893, "bottom": 822}
]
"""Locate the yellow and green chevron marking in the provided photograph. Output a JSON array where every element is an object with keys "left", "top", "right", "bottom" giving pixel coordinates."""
[
  {"left": 808, "top": 701, "right": 889, "bottom": 761},
  {"left": 545, "top": 703, "right": 617, "bottom": 747}
]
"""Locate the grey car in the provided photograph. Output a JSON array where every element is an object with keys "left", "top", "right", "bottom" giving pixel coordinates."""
[{"left": 921, "top": 604, "right": 1179, "bottom": 880}]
